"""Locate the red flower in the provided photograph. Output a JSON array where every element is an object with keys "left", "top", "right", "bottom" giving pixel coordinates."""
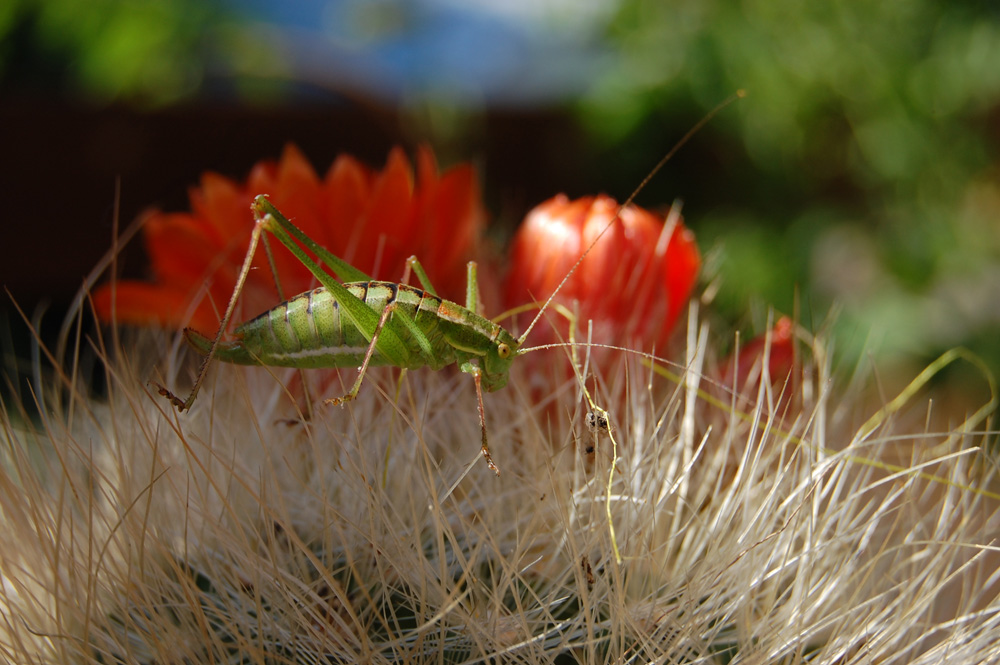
[
  {"left": 93, "top": 145, "right": 485, "bottom": 332},
  {"left": 723, "top": 316, "right": 796, "bottom": 390},
  {"left": 502, "top": 194, "right": 700, "bottom": 350}
]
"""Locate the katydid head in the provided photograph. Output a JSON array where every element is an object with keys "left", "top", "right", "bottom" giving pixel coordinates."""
[{"left": 479, "top": 328, "right": 518, "bottom": 392}]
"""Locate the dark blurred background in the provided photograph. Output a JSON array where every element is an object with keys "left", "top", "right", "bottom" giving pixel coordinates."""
[{"left": 2, "top": 0, "right": 1000, "bottom": 391}]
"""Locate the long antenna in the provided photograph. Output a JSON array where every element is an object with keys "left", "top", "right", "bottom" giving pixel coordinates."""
[{"left": 516, "top": 89, "right": 746, "bottom": 347}]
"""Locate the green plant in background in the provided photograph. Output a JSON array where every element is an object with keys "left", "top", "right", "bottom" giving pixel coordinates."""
[
  {"left": 0, "top": 0, "right": 222, "bottom": 104},
  {"left": 580, "top": 0, "right": 1000, "bottom": 371}
]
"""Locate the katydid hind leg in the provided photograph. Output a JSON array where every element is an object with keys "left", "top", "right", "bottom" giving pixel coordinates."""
[
  {"left": 404, "top": 255, "right": 499, "bottom": 473},
  {"left": 255, "top": 197, "right": 412, "bottom": 368},
  {"left": 254, "top": 196, "right": 372, "bottom": 283}
]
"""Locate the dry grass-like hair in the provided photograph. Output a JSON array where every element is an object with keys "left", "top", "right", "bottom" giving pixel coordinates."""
[{"left": 1, "top": 296, "right": 999, "bottom": 664}]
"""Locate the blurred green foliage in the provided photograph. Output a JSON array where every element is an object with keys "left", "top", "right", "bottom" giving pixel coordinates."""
[
  {"left": 0, "top": 0, "right": 222, "bottom": 104},
  {"left": 581, "top": 0, "right": 1000, "bottom": 370}
]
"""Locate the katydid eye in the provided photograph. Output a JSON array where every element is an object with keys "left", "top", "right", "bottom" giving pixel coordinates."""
[{"left": 497, "top": 343, "right": 511, "bottom": 359}]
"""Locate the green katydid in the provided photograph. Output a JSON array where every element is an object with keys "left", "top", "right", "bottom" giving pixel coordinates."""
[
  {"left": 157, "top": 194, "right": 520, "bottom": 474},
  {"left": 156, "top": 92, "right": 745, "bottom": 475}
]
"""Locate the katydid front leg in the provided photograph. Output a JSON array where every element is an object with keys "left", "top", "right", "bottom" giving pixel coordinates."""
[
  {"left": 461, "top": 360, "right": 499, "bottom": 475},
  {"left": 404, "top": 257, "right": 500, "bottom": 475},
  {"left": 154, "top": 209, "right": 269, "bottom": 412},
  {"left": 399, "top": 255, "right": 500, "bottom": 475}
]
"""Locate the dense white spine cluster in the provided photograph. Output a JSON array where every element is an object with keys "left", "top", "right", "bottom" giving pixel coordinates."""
[{"left": 1, "top": 318, "right": 997, "bottom": 663}]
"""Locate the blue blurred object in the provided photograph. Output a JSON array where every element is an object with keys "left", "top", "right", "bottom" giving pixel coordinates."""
[{"left": 224, "top": 0, "right": 616, "bottom": 105}]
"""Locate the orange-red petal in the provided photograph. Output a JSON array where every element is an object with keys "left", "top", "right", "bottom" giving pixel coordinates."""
[
  {"left": 663, "top": 224, "right": 700, "bottom": 333},
  {"left": 189, "top": 172, "right": 248, "bottom": 245},
  {"left": 92, "top": 282, "right": 221, "bottom": 332},
  {"left": 354, "top": 148, "right": 416, "bottom": 279},
  {"left": 322, "top": 154, "right": 373, "bottom": 268},
  {"left": 723, "top": 316, "right": 796, "bottom": 389},
  {"left": 144, "top": 212, "right": 225, "bottom": 287},
  {"left": 503, "top": 195, "right": 700, "bottom": 350}
]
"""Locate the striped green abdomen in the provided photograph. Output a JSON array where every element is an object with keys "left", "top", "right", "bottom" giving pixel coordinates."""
[{"left": 232, "top": 282, "right": 454, "bottom": 369}]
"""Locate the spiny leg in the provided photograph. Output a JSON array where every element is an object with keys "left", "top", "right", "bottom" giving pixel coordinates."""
[
  {"left": 325, "top": 301, "right": 398, "bottom": 407},
  {"left": 382, "top": 254, "right": 435, "bottom": 487},
  {"left": 465, "top": 362, "right": 500, "bottom": 476},
  {"left": 155, "top": 213, "right": 267, "bottom": 411},
  {"left": 453, "top": 259, "right": 500, "bottom": 474}
]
